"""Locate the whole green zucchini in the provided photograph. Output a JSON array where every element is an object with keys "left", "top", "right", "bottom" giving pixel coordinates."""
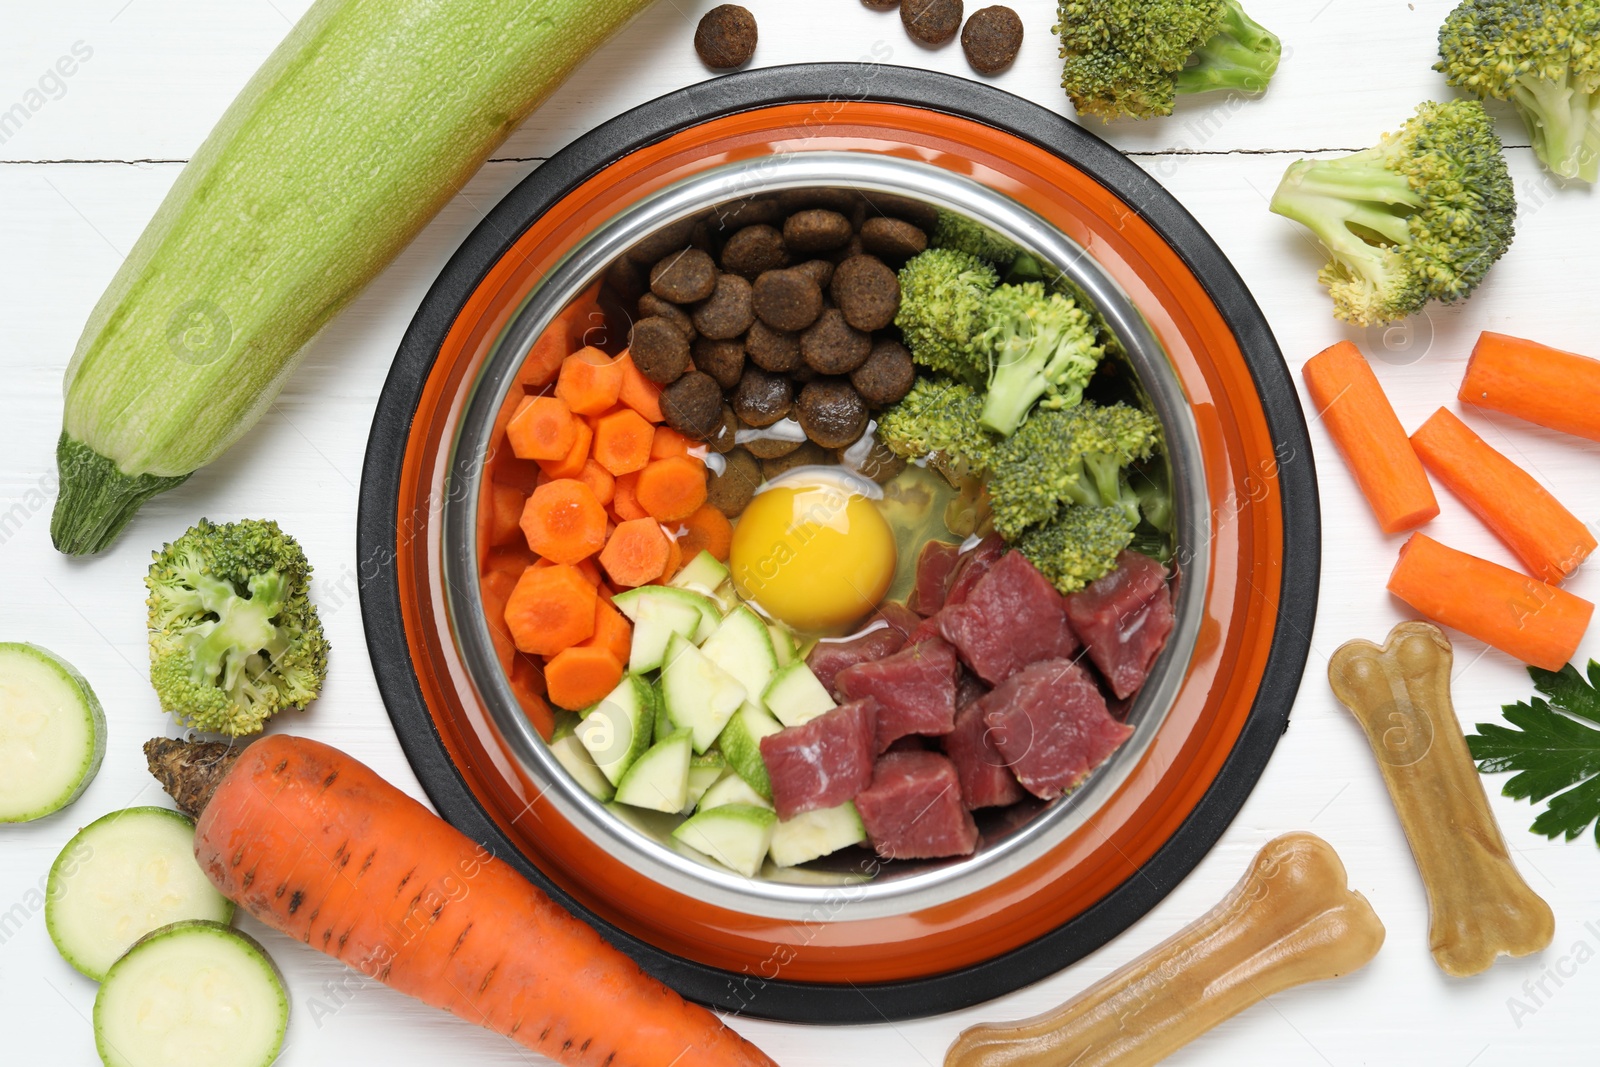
[{"left": 53, "top": 0, "right": 655, "bottom": 555}]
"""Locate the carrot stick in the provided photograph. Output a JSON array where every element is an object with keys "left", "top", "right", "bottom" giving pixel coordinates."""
[
  {"left": 634, "top": 457, "right": 709, "bottom": 524},
  {"left": 520, "top": 479, "right": 608, "bottom": 565},
  {"left": 616, "top": 350, "right": 665, "bottom": 423},
  {"left": 504, "top": 564, "right": 597, "bottom": 656},
  {"left": 545, "top": 646, "right": 626, "bottom": 711},
  {"left": 556, "top": 347, "right": 626, "bottom": 416},
  {"left": 1303, "top": 341, "right": 1438, "bottom": 534},
  {"left": 579, "top": 597, "right": 633, "bottom": 666},
  {"left": 678, "top": 504, "right": 734, "bottom": 563},
  {"left": 1410, "top": 407, "right": 1596, "bottom": 583},
  {"left": 509, "top": 656, "right": 555, "bottom": 742},
  {"left": 576, "top": 457, "right": 616, "bottom": 507},
  {"left": 489, "top": 484, "right": 527, "bottom": 547},
  {"left": 507, "top": 396, "right": 580, "bottom": 462},
  {"left": 593, "top": 409, "right": 657, "bottom": 477},
  {"left": 1388, "top": 533, "right": 1593, "bottom": 671},
  {"left": 147, "top": 735, "right": 778, "bottom": 1067},
  {"left": 599, "top": 518, "right": 673, "bottom": 588},
  {"left": 612, "top": 471, "right": 648, "bottom": 522},
  {"left": 650, "top": 426, "right": 692, "bottom": 461},
  {"left": 1459, "top": 331, "right": 1600, "bottom": 443}
]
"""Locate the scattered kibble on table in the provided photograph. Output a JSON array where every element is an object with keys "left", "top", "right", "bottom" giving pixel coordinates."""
[
  {"left": 961, "top": 5, "right": 1024, "bottom": 74},
  {"left": 695, "top": 4, "right": 758, "bottom": 69},
  {"left": 902, "top": 0, "right": 965, "bottom": 46}
]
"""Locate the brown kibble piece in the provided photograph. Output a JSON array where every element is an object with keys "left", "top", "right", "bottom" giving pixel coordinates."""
[
  {"left": 746, "top": 321, "right": 802, "bottom": 373},
  {"left": 606, "top": 257, "right": 646, "bottom": 305},
  {"left": 692, "top": 336, "right": 747, "bottom": 390},
  {"left": 763, "top": 441, "right": 831, "bottom": 480},
  {"left": 637, "top": 293, "right": 696, "bottom": 341},
  {"left": 961, "top": 6, "right": 1023, "bottom": 74},
  {"left": 862, "top": 0, "right": 899, "bottom": 8},
  {"left": 650, "top": 248, "right": 718, "bottom": 303},
  {"left": 947, "top": 833, "right": 1384, "bottom": 1067},
  {"left": 721, "top": 224, "right": 790, "bottom": 278},
  {"left": 1327, "top": 622, "right": 1554, "bottom": 977},
  {"left": 732, "top": 367, "right": 794, "bottom": 427},
  {"left": 860, "top": 216, "right": 929, "bottom": 262},
  {"left": 775, "top": 188, "right": 859, "bottom": 215},
  {"left": 740, "top": 417, "right": 805, "bottom": 459},
  {"left": 659, "top": 371, "right": 726, "bottom": 440},
  {"left": 695, "top": 4, "right": 758, "bottom": 69},
  {"left": 752, "top": 269, "right": 824, "bottom": 332},
  {"left": 629, "top": 317, "right": 691, "bottom": 384},
  {"left": 625, "top": 216, "right": 698, "bottom": 268},
  {"left": 848, "top": 437, "right": 908, "bottom": 485},
  {"left": 902, "top": 0, "right": 963, "bottom": 45},
  {"left": 851, "top": 339, "right": 916, "bottom": 407},
  {"left": 710, "top": 197, "right": 783, "bottom": 233},
  {"left": 826, "top": 235, "right": 866, "bottom": 265},
  {"left": 791, "top": 259, "right": 836, "bottom": 289},
  {"left": 692, "top": 273, "right": 756, "bottom": 340},
  {"left": 831, "top": 255, "right": 901, "bottom": 332},
  {"left": 862, "top": 192, "right": 941, "bottom": 231},
  {"left": 801, "top": 308, "right": 872, "bottom": 374},
  {"left": 706, "top": 404, "right": 740, "bottom": 454},
  {"left": 706, "top": 448, "right": 762, "bottom": 518},
  {"left": 796, "top": 378, "right": 869, "bottom": 449},
  {"left": 783, "top": 209, "right": 854, "bottom": 254}
]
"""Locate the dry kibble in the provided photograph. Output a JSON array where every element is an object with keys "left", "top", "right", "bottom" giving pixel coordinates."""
[
  {"left": 752, "top": 269, "right": 824, "bottom": 332},
  {"left": 721, "top": 224, "right": 790, "bottom": 278},
  {"left": 692, "top": 337, "right": 747, "bottom": 390},
  {"left": 796, "top": 378, "right": 870, "bottom": 449},
  {"left": 709, "top": 197, "right": 783, "bottom": 233},
  {"left": 628, "top": 316, "right": 691, "bottom": 384},
  {"left": 862, "top": 0, "right": 899, "bottom": 8},
  {"left": 637, "top": 293, "right": 696, "bottom": 341},
  {"left": 659, "top": 371, "right": 726, "bottom": 440},
  {"left": 742, "top": 423, "right": 806, "bottom": 460},
  {"left": 746, "top": 320, "right": 803, "bottom": 373},
  {"left": 961, "top": 6, "right": 1023, "bottom": 74},
  {"left": 902, "top": 0, "right": 963, "bottom": 45},
  {"left": 851, "top": 339, "right": 916, "bottom": 407},
  {"left": 860, "top": 216, "right": 929, "bottom": 262},
  {"left": 762, "top": 440, "right": 831, "bottom": 480},
  {"left": 692, "top": 273, "right": 756, "bottom": 340},
  {"left": 831, "top": 255, "right": 901, "bottom": 332},
  {"left": 625, "top": 216, "right": 698, "bottom": 267},
  {"left": 1328, "top": 622, "right": 1554, "bottom": 977},
  {"left": 605, "top": 256, "right": 646, "bottom": 305},
  {"left": 649, "top": 248, "right": 718, "bottom": 303},
  {"left": 862, "top": 192, "right": 941, "bottom": 231},
  {"left": 826, "top": 235, "right": 866, "bottom": 265},
  {"left": 783, "top": 209, "right": 855, "bottom": 254},
  {"left": 801, "top": 308, "right": 872, "bottom": 374},
  {"left": 706, "top": 448, "right": 761, "bottom": 517},
  {"left": 706, "top": 404, "right": 740, "bottom": 454},
  {"left": 849, "top": 436, "right": 909, "bottom": 484},
  {"left": 695, "top": 4, "right": 758, "bottom": 69},
  {"left": 732, "top": 367, "right": 794, "bottom": 427},
  {"left": 792, "top": 259, "right": 836, "bottom": 289},
  {"left": 775, "top": 188, "right": 860, "bottom": 215}
]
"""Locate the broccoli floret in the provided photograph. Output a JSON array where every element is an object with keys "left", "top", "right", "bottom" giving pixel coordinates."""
[
  {"left": 978, "top": 282, "right": 1105, "bottom": 436},
  {"left": 931, "top": 211, "right": 1023, "bottom": 267},
  {"left": 875, "top": 375, "right": 999, "bottom": 478},
  {"left": 1437, "top": 0, "right": 1600, "bottom": 183},
  {"left": 1056, "top": 0, "right": 1281, "bottom": 121},
  {"left": 1268, "top": 99, "right": 1516, "bottom": 326},
  {"left": 986, "top": 403, "right": 1162, "bottom": 540},
  {"left": 146, "top": 518, "right": 329, "bottom": 737},
  {"left": 1017, "top": 507, "right": 1137, "bottom": 594},
  {"left": 895, "top": 249, "right": 998, "bottom": 383}
]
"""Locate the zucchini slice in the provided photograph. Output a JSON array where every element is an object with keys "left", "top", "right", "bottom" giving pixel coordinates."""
[{"left": 0, "top": 643, "right": 106, "bottom": 822}]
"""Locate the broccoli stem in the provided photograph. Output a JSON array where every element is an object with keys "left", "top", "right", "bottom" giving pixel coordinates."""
[
  {"left": 1269, "top": 157, "right": 1418, "bottom": 277},
  {"left": 1174, "top": 0, "right": 1281, "bottom": 97},
  {"left": 1511, "top": 73, "right": 1600, "bottom": 183}
]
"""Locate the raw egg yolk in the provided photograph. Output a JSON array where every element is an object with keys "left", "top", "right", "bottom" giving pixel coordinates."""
[{"left": 729, "top": 479, "right": 897, "bottom": 634}]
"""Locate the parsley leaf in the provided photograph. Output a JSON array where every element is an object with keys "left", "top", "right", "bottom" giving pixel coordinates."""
[{"left": 1467, "top": 660, "right": 1600, "bottom": 844}]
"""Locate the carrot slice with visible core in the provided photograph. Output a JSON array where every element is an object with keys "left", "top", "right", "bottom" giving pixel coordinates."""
[
  {"left": 503, "top": 564, "right": 596, "bottom": 657},
  {"left": 1459, "top": 331, "right": 1600, "bottom": 443},
  {"left": 678, "top": 504, "right": 734, "bottom": 563},
  {"left": 1302, "top": 340, "right": 1438, "bottom": 534},
  {"left": 593, "top": 408, "right": 657, "bottom": 477},
  {"left": 598, "top": 518, "right": 672, "bottom": 588},
  {"left": 556, "top": 346, "right": 625, "bottom": 416},
  {"left": 545, "top": 646, "right": 626, "bottom": 711},
  {"left": 1388, "top": 533, "right": 1593, "bottom": 672},
  {"left": 1410, "top": 407, "right": 1596, "bottom": 583},
  {"left": 634, "top": 456, "right": 709, "bottom": 524},
  {"left": 520, "top": 479, "right": 607, "bottom": 565},
  {"left": 506, "top": 396, "right": 578, "bottom": 462}
]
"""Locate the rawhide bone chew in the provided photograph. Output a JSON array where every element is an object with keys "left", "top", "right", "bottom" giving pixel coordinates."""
[
  {"left": 945, "top": 832, "right": 1382, "bottom": 1067},
  {"left": 1329, "top": 621, "right": 1554, "bottom": 976}
]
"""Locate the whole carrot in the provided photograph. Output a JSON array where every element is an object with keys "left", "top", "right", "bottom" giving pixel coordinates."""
[
  {"left": 1459, "top": 332, "right": 1600, "bottom": 443},
  {"left": 145, "top": 735, "right": 778, "bottom": 1067}
]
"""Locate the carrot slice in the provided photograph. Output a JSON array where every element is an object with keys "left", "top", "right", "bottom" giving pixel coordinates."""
[
  {"left": 660, "top": 533, "right": 684, "bottom": 583},
  {"left": 518, "top": 284, "right": 602, "bottom": 388},
  {"left": 1303, "top": 341, "right": 1438, "bottom": 534},
  {"left": 519, "top": 479, "right": 607, "bottom": 565},
  {"left": 634, "top": 456, "right": 709, "bottom": 523},
  {"left": 488, "top": 383, "right": 527, "bottom": 462},
  {"left": 489, "top": 484, "right": 526, "bottom": 547},
  {"left": 592, "top": 408, "right": 657, "bottom": 477},
  {"left": 1388, "top": 533, "right": 1593, "bottom": 671},
  {"left": 535, "top": 418, "right": 592, "bottom": 480},
  {"left": 556, "top": 346, "right": 626, "bottom": 416},
  {"left": 678, "top": 504, "right": 734, "bottom": 562},
  {"left": 506, "top": 396, "right": 578, "bottom": 462},
  {"left": 1411, "top": 407, "right": 1596, "bottom": 583},
  {"left": 650, "top": 425, "right": 692, "bottom": 460},
  {"left": 492, "top": 454, "right": 544, "bottom": 493},
  {"left": 509, "top": 656, "right": 555, "bottom": 742},
  {"left": 611, "top": 471, "right": 648, "bottom": 522},
  {"left": 1459, "top": 331, "right": 1600, "bottom": 443},
  {"left": 576, "top": 457, "right": 615, "bottom": 507},
  {"left": 544, "top": 646, "right": 626, "bottom": 711},
  {"left": 482, "top": 544, "right": 536, "bottom": 579},
  {"left": 578, "top": 597, "right": 632, "bottom": 667},
  {"left": 503, "top": 564, "right": 597, "bottom": 656},
  {"left": 479, "top": 570, "right": 520, "bottom": 675},
  {"left": 616, "top": 350, "right": 665, "bottom": 423},
  {"left": 598, "top": 518, "right": 672, "bottom": 588}
]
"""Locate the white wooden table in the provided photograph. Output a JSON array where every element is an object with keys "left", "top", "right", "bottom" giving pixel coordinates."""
[{"left": 4, "top": 2, "right": 1599, "bottom": 1064}]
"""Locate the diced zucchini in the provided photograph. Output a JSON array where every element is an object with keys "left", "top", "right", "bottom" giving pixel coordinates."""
[
  {"left": 673, "top": 804, "right": 777, "bottom": 878},
  {"left": 0, "top": 643, "right": 106, "bottom": 822},
  {"left": 613, "top": 585, "right": 721, "bottom": 644},
  {"left": 686, "top": 753, "right": 728, "bottom": 812},
  {"left": 768, "top": 624, "right": 797, "bottom": 668},
  {"left": 614, "top": 728, "right": 693, "bottom": 814},
  {"left": 699, "top": 606, "right": 778, "bottom": 710},
  {"left": 576, "top": 674, "right": 655, "bottom": 786},
  {"left": 610, "top": 588, "right": 702, "bottom": 673},
  {"left": 769, "top": 802, "right": 867, "bottom": 867},
  {"left": 669, "top": 550, "right": 730, "bottom": 597},
  {"left": 715, "top": 702, "right": 785, "bottom": 799},
  {"left": 697, "top": 772, "right": 774, "bottom": 813},
  {"left": 660, "top": 634, "right": 746, "bottom": 753},
  {"left": 762, "top": 661, "right": 836, "bottom": 727},
  {"left": 550, "top": 732, "right": 614, "bottom": 802}
]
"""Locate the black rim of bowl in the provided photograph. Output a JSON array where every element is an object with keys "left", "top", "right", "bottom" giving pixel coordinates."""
[{"left": 357, "top": 63, "right": 1321, "bottom": 1024}]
